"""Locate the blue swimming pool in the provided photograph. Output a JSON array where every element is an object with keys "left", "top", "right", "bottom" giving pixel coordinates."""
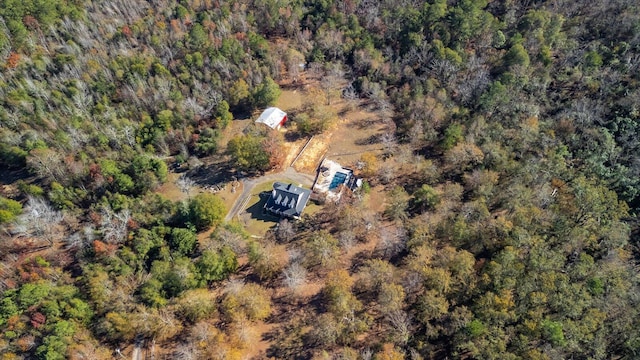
[{"left": 329, "top": 172, "right": 348, "bottom": 190}]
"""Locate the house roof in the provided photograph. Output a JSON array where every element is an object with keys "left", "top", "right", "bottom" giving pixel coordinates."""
[
  {"left": 264, "top": 182, "right": 310, "bottom": 218},
  {"left": 255, "top": 107, "right": 287, "bottom": 129}
]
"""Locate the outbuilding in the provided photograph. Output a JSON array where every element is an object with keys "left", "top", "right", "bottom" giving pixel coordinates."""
[{"left": 255, "top": 107, "right": 287, "bottom": 130}]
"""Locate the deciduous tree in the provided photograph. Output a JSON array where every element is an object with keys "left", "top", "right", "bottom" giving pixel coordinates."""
[
  {"left": 188, "top": 193, "right": 225, "bottom": 231},
  {"left": 227, "top": 134, "right": 272, "bottom": 173}
]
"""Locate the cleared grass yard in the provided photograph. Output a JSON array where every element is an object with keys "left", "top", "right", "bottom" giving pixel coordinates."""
[{"left": 238, "top": 179, "right": 320, "bottom": 236}]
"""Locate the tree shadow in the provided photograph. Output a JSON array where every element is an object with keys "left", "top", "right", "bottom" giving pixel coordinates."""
[
  {"left": 348, "top": 248, "right": 376, "bottom": 274},
  {"left": 348, "top": 116, "right": 381, "bottom": 130},
  {"left": 284, "top": 130, "right": 305, "bottom": 142},
  {"left": 0, "top": 168, "right": 31, "bottom": 186},
  {"left": 264, "top": 319, "right": 310, "bottom": 360},
  {"left": 355, "top": 134, "right": 382, "bottom": 146},
  {"left": 187, "top": 159, "right": 237, "bottom": 186}
]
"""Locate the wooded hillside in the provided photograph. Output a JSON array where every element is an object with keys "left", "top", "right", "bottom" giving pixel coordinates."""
[{"left": 1, "top": 0, "right": 640, "bottom": 359}]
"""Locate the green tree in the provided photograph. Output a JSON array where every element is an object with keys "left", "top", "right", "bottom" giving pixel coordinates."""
[
  {"left": 227, "top": 134, "right": 271, "bottom": 173},
  {"left": 155, "top": 110, "right": 173, "bottom": 132},
  {"left": 0, "top": 143, "right": 28, "bottom": 169},
  {"left": 253, "top": 76, "right": 281, "bottom": 108},
  {"left": 139, "top": 278, "right": 167, "bottom": 308},
  {"left": 542, "top": 319, "right": 567, "bottom": 346},
  {"left": 504, "top": 43, "right": 530, "bottom": 68},
  {"left": 304, "top": 231, "right": 340, "bottom": 269},
  {"left": 248, "top": 240, "right": 287, "bottom": 280},
  {"left": 412, "top": 184, "right": 440, "bottom": 212},
  {"left": 221, "top": 283, "right": 272, "bottom": 321},
  {"left": 228, "top": 79, "right": 251, "bottom": 110},
  {"left": 189, "top": 23, "right": 207, "bottom": 48},
  {"left": 583, "top": 50, "right": 603, "bottom": 71},
  {"left": 385, "top": 186, "right": 410, "bottom": 221},
  {"left": 188, "top": 193, "right": 225, "bottom": 231},
  {"left": 35, "top": 320, "right": 76, "bottom": 360},
  {"left": 162, "top": 258, "right": 200, "bottom": 298},
  {"left": 196, "top": 247, "right": 238, "bottom": 283},
  {"left": 175, "top": 289, "right": 217, "bottom": 323},
  {"left": 0, "top": 196, "right": 22, "bottom": 224},
  {"left": 169, "top": 227, "right": 198, "bottom": 256},
  {"left": 213, "top": 100, "right": 233, "bottom": 129},
  {"left": 194, "top": 128, "right": 220, "bottom": 156},
  {"left": 441, "top": 123, "right": 463, "bottom": 151},
  {"left": 378, "top": 283, "right": 405, "bottom": 314},
  {"left": 17, "top": 281, "right": 52, "bottom": 308}
]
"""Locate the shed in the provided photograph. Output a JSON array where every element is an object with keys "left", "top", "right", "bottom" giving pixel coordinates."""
[{"left": 255, "top": 107, "right": 287, "bottom": 130}]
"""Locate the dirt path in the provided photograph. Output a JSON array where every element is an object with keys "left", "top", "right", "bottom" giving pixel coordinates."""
[
  {"left": 131, "top": 337, "right": 143, "bottom": 360},
  {"left": 224, "top": 166, "right": 316, "bottom": 222}
]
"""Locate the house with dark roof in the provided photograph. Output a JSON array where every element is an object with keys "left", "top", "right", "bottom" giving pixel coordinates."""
[{"left": 264, "top": 182, "right": 311, "bottom": 219}]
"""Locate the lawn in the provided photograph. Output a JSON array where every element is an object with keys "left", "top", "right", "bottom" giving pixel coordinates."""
[{"left": 239, "top": 179, "right": 321, "bottom": 236}]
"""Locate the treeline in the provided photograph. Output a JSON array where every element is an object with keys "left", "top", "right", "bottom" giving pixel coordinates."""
[{"left": 0, "top": 0, "right": 640, "bottom": 359}]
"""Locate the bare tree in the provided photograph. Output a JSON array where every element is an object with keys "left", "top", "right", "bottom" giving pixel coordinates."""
[
  {"left": 307, "top": 62, "right": 324, "bottom": 79},
  {"left": 189, "top": 321, "right": 214, "bottom": 345},
  {"left": 176, "top": 176, "right": 195, "bottom": 198},
  {"left": 338, "top": 230, "right": 356, "bottom": 250},
  {"left": 385, "top": 310, "right": 413, "bottom": 345},
  {"left": 173, "top": 342, "right": 199, "bottom": 360},
  {"left": 287, "top": 247, "right": 304, "bottom": 264},
  {"left": 0, "top": 19, "right": 10, "bottom": 59},
  {"left": 286, "top": 49, "right": 305, "bottom": 83},
  {"left": 276, "top": 219, "right": 296, "bottom": 243},
  {"left": 231, "top": 317, "right": 257, "bottom": 348},
  {"left": 378, "top": 163, "right": 396, "bottom": 185},
  {"left": 209, "top": 226, "right": 246, "bottom": 254},
  {"left": 360, "top": 349, "right": 373, "bottom": 360},
  {"left": 224, "top": 278, "right": 245, "bottom": 297},
  {"left": 64, "top": 225, "right": 96, "bottom": 251},
  {"left": 320, "top": 63, "right": 345, "bottom": 105},
  {"left": 343, "top": 82, "right": 359, "bottom": 111},
  {"left": 14, "top": 196, "right": 64, "bottom": 247},
  {"left": 376, "top": 226, "right": 407, "bottom": 259},
  {"left": 100, "top": 206, "right": 130, "bottom": 244},
  {"left": 282, "top": 262, "right": 307, "bottom": 294},
  {"left": 249, "top": 240, "right": 287, "bottom": 280},
  {"left": 26, "top": 148, "right": 66, "bottom": 184},
  {"left": 430, "top": 59, "right": 458, "bottom": 85},
  {"left": 381, "top": 132, "right": 398, "bottom": 156}
]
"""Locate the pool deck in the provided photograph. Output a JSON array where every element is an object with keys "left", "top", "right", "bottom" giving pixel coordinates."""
[{"left": 312, "top": 158, "right": 354, "bottom": 201}]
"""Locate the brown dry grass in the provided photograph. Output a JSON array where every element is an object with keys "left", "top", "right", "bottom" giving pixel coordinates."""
[
  {"left": 155, "top": 172, "right": 242, "bottom": 217},
  {"left": 292, "top": 102, "right": 388, "bottom": 173},
  {"left": 276, "top": 89, "right": 305, "bottom": 111},
  {"left": 292, "top": 138, "right": 327, "bottom": 172},
  {"left": 155, "top": 172, "right": 189, "bottom": 202}
]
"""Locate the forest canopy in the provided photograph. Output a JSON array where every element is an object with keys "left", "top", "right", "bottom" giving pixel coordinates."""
[{"left": 0, "top": 0, "right": 640, "bottom": 359}]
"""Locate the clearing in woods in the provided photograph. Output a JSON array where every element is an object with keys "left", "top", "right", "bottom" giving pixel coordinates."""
[
  {"left": 149, "top": 84, "right": 390, "bottom": 359},
  {"left": 155, "top": 172, "right": 242, "bottom": 217},
  {"left": 226, "top": 89, "right": 391, "bottom": 358},
  {"left": 292, "top": 101, "right": 389, "bottom": 173}
]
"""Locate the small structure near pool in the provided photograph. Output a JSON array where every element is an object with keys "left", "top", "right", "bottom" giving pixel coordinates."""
[
  {"left": 255, "top": 107, "right": 288, "bottom": 130},
  {"left": 264, "top": 182, "right": 310, "bottom": 219},
  {"left": 313, "top": 158, "right": 362, "bottom": 202}
]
